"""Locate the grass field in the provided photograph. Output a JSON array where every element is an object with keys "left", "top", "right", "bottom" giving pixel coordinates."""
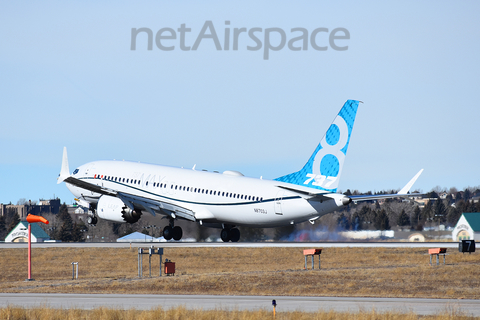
[
  {"left": 1, "top": 246, "right": 479, "bottom": 299},
  {"left": 0, "top": 305, "right": 477, "bottom": 320}
]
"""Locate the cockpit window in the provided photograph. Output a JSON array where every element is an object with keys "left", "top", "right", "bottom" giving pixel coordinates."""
[{"left": 73, "top": 169, "right": 79, "bottom": 175}]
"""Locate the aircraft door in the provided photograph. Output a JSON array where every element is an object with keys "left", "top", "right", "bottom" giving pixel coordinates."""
[{"left": 274, "top": 191, "right": 284, "bottom": 215}]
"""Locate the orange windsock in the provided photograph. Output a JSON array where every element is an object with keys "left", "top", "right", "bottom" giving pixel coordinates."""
[{"left": 26, "top": 214, "right": 49, "bottom": 225}]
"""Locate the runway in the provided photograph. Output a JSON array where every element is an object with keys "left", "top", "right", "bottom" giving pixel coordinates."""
[
  {"left": 0, "top": 241, "right": 460, "bottom": 249},
  {"left": 0, "top": 293, "right": 478, "bottom": 315}
]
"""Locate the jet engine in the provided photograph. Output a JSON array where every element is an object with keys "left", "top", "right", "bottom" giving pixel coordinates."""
[{"left": 97, "top": 195, "right": 142, "bottom": 224}]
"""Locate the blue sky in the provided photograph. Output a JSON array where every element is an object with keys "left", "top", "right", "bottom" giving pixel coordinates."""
[{"left": 1, "top": 1, "right": 479, "bottom": 204}]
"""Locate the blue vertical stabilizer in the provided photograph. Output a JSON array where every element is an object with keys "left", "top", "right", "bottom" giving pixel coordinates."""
[{"left": 275, "top": 100, "right": 360, "bottom": 192}]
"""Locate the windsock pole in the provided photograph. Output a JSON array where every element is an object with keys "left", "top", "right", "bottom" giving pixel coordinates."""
[
  {"left": 26, "top": 214, "right": 49, "bottom": 281},
  {"left": 27, "top": 224, "right": 32, "bottom": 280}
]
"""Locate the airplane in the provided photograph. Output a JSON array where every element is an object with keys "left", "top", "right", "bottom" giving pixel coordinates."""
[{"left": 57, "top": 100, "right": 423, "bottom": 242}]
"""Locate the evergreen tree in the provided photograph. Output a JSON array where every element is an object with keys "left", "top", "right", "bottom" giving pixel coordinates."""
[
  {"left": 421, "top": 200, "right": 434, "bottom": 222},
  {"left": 446, "top": 206, "right": 461, "bottom": 227},
  {"left": 358, "top": 205, "right": 376, "bottom": 229},
  {"left": 411, "top": 206, "right": 422, "bottom": 228},
  {"left": 71, "top": 221, "right": 87, "bottom": 242},
  {"left": 350, "top": 211, "right": 363, "bottom": 231},
  {"left": 58, "top": 218, "right": 73, "bottom": 242},
  {"left": 7, "top": 211, "right": 20, "bottom": 234},
  {"left": 337, "top": 213, "right": 350, "bottom": 230},
  {"left": 0, "top": 215, "right": 6, "bottom": 240},
  {"left": 374, "top": 209, "right": 390, "bottom": 230},
  {"left": 397, "top": 209, "right": 410, "bottom": 227},
  {"left": 433, "top": 199, "right": 447, "bottom": 223},
  {"left": 58, "top": 203, "right": 69, "bottom": 221},
  {"left": 57, "top": 203, "right": 74, "bottom": 242}
]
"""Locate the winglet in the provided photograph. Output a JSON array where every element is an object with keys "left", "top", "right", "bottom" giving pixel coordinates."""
[
  {"left": 57, "top": 147, "right": 70, "bottom": 184},
  {"left": 397, "top": 169, "right": 424, "bottom": 194}
]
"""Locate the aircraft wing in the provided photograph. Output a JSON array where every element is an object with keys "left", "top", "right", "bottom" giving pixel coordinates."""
[{"left": 63, "top": 176, "right": 117, "bottom": 196}]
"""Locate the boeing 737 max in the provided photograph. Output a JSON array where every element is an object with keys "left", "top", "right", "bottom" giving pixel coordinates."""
[{"left": 58, "top": 100, "right": 423, "bottom": 242}]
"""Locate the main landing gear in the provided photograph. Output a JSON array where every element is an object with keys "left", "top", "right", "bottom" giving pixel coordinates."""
[
  {"left": 221, "top": 227, "right": 240, "bottom": 242},
  {"left": 87, "top": 215, "right": 98, "bottom": 225},
  {"left": 162, "top": 219, "right": 183, "bottom": 241}
]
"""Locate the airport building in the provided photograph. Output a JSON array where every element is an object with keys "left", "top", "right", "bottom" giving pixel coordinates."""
[
  {"left": 0, "top": 199, "right": 60, "bottom": 220},
  {"left": 4, "top": 221, "right": 50, "bottom": 242},
  {"left": 452, "top": 212, "right": 480, "bottom": 241}
]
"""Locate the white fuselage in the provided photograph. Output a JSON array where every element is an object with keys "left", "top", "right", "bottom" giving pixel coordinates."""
[{"left": 67, "top": 160, "right": 341, "bottom": 227}]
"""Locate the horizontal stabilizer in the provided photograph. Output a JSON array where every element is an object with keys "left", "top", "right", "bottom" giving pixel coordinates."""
[
  {"left": 398, "top": 169, "right": 423, "bottom": 195},
  {"left": 350, "top": 169, "right": 424, "bottom": 202}
]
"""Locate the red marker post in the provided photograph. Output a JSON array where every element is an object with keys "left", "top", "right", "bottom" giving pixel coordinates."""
[{"left": 25, "top": 214, "right": 49, "bottom": 281}]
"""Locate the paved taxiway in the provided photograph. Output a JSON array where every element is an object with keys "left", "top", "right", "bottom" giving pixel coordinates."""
[
  {"left": 0, "top": 294, "right": 478, "bottom": 315},
  {"left": 0, "top": 241, "right": 460, "bottom": 249}
]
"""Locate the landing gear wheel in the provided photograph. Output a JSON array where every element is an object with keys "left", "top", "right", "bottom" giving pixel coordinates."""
[
  {"left": 230, "top": 228, "right": 240, "bottom": 242},
  {"left": 221, "top": 229, "right": 231, "bottom": 242},
  {"left": 172, "top": 226, "right": 183, "bottom": 241},
  {"left": 87, "top": 216, "right": 97, "bottom": 225},
  {"left": 163, "top": 226, "right": 173, "bottom": 240}
]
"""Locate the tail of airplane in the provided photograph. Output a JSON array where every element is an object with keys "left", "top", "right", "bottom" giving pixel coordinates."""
[
  {"left": 57, "top": 147, "right": 70, "bottom": 184},
  {"left": 275, "top": 99, "right": 361, "bottom": 192}
]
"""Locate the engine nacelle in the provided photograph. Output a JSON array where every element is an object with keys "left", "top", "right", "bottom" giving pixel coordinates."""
[{"left": 97, "top": 195, "right": 142, "bottom": 224}]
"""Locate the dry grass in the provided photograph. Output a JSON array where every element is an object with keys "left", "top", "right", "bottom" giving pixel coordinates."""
[
  {"left": 0, "top": 247, "right": 479, "bottom": 299},
  {"left": 0, "top": 306, "right": 478, "bottom": 320}
]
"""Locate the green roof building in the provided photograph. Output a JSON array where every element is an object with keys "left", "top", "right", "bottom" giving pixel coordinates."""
[
  {"left": 452, "top": 212, "right": 480, "bottom": 241},
  {"left": 4, "top": 221, "right": 50, "bottom": 243}
]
